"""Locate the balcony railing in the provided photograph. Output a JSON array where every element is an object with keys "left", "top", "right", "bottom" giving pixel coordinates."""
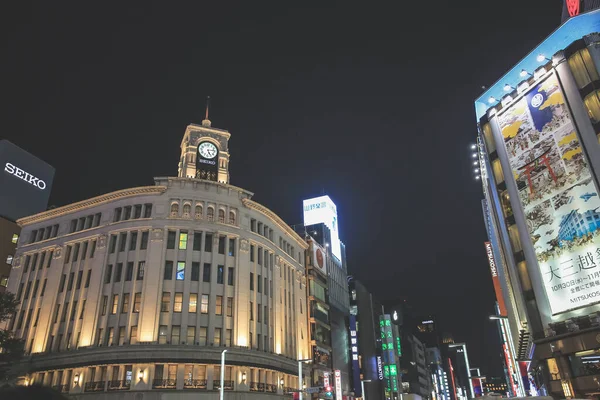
[
  {"left": 84, "top": 381, "right": 105, "bottom": 392},
  {"left": 213, "top": 379, "right": 234, "bottom": 390},
  {"left": 250, "top": 381, "right": 259, "bottom": 391},
  {"left": 152, "top": 379, "right": 177, "bottom": 389},
  {"left": 184, "top": 379, "right": 207, "bottom": 389},
  {"left": 107, "top": 379, "right": 131, "bottom": 391},
  {"left": 52, "top": 384, "right": 69, "bottom": 393},
  {"left": 284, "top": 386, "right": 295, "bottom": 394},
  {"left": 265, "top": 383, "right": 277, "bottom": 393}
]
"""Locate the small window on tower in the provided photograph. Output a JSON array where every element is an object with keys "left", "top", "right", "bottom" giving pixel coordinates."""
[{"left": 11, "top": 234, "right": 19, "bottom": 244}]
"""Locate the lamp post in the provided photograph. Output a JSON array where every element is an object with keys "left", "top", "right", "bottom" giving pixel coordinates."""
[
  {"left": 298, "top": 358, "right": 312, "bottom": 400},
  {"left": 361, "top": 379, "right": 372, "bottom": 400},
  {"left": 448, "top": 343, "right": 475, "bottom": 399},
  {"left": 220, "top": 349, "right": 228, "bottom": 400}
]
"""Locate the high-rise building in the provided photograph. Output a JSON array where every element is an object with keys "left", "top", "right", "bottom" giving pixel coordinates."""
[
  {"left": 0, "top": 140, "right": 55, "bottom": 292},
  {"left": 475, "top": 4, "right": 600, "bottom": 397},
  {"left": 302, "top": 195, "right": 351, "bottom": 396},
  {"left": 348, "top": 277, "right": 386, "bottom": 400},
  {"left": 1, "top": 117, "right": 312, "bottom": 398}
]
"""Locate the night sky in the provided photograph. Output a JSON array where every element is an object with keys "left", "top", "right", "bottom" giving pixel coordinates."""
[{"left": 1, "top": 0, "right": 566, "bottom": 378}]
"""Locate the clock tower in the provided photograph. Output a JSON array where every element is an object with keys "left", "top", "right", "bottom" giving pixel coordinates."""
[{"left": 178, "top": 117, "right": 231, "bottom": 184}]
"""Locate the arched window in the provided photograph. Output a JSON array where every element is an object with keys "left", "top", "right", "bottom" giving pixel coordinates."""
[
  {"left": 195, "top": 205, "right": 203, "bottom": 219},
  {"left": 218, "top": 209, "right": 225, "bottom": 223},
  {"left": 229, "top": 211, "right": 236, "bottom": 225},
  {"left": 207, "top": 207, "right": 215, "bottom": 221},
  {"left": 183, "top": 203, "right": 191, "bottom": 218},
  {"left": 170, "top": 203, "right": 179, "bottom": 217}
]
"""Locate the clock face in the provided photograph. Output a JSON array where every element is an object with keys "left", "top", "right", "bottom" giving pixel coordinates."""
[{"left": 198, "top": 142, "right": 217, "bottom": 159}]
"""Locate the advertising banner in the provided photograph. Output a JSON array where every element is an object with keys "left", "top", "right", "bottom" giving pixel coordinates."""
[
  {"left": 484, "top": 242, "right": 508, "bottom": 315},
  {"left": 334, "top": 369, "right": 342, "bottom": 400},
  {"left": 349, "top": 315, "right": 361, "bottom": 397},
  {"left": 303, "top": 195, "right": 342, "bottom": 261},
  {"left": 497, "top": 73, "right": 600, "bottom": 315}
]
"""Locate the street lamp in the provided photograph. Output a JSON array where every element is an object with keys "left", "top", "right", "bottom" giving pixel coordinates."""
[
  {"left": 220, "top": 349, "right": 228, "bottom": 400},
  {"left": 298, "top": 358, "right": 312, "bottom": 400},
  {"left": 361, "top": 379, "right": 372, "bottom": 400},
  {"left": 448, "top": 342, "right": 475, "bottom": 399}
]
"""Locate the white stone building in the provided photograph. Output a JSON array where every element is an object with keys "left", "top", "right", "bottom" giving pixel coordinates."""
[{"left": 2, "top": 118, "right": 311, "bottom": 399}]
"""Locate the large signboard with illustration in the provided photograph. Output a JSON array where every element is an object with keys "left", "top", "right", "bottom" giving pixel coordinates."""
[{"left": 497, "top": 73, "right": 600, "bottom": 315}]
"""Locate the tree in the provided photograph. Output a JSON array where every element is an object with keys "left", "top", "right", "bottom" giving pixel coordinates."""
[{"left": 0, "top": 292, "right": 24, "bottom": 382}]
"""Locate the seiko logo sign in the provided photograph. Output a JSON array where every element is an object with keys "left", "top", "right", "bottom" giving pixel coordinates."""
[
  {"left": 4, "top": 162, "right": 47, "bottom": 190},
  {"left": 198, "top": 159, "right": 216, "bottom": 166},
  {"left": 485, "top": 242, "right": 497, "bottom": 277}
]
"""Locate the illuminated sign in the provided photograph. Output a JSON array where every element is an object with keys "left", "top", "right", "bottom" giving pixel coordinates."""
[
  {"left": 422, "top": 320, "right": 434, "bottom": 324},
  {"left": 496, "top": 74, "right": 600, "bottom": 315},
  {"left": 5, "top": 163, "right": 47, "bottom": 189},
  {"left": 324, "top": 372, "right": 330, "bottom": 387},
  {"left": 393, "top": 311, "right": 398, "bottom": 321},
  {"left": 303, "top": 195, "right": 342, "bottom": 261},
  {"left": 484, "top": 242, "right": 507, "bottom": 315},
  {"left": 195, "top": 140, "right": 219, "bottom": 181},
  {"left": 334, "top": 369, "right": 342, "bottom": 400},
  {"left": 377, "top": 356, "right": 384, "bottom": 380},
  {"left": 567, "top": 0, "right": 580, "bottom": 17},
  {"left": 349, "top": 315, "right": 361, "bottom": 397}
]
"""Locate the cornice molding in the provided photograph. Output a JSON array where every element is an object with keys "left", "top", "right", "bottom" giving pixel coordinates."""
[
  {"left": 17, "top": 186, "right": 167, "bottom": 227},
  {"left": 242, "top": 198, "right": 308, "bottom": 250}
]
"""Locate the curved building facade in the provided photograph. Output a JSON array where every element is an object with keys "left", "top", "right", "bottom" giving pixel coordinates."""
[{"left": 2, "top": 119, "right": 310, "bottom": 399}]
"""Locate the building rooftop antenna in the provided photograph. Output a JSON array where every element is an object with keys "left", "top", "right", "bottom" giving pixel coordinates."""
[{"left": 202, "top": 96, "right": 211, "bottom": 127}]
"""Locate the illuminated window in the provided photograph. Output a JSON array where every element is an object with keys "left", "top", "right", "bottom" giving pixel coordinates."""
[
  {"left": 170, "top": 203, "right": 179, "bottom": 217},
  {"left": 199, "top": 327, "right": 207, "bottom": 346},
  {"left": 159, "top": 325, "right": 168, "bottom": 344},
  {"left": 11, "top": 234, "right": 18, "bottom": 244},
  {"left": 568, "top": 48, "right": 600, "bottom": 89},
  {"left": 214, "top": 328, "right": 222, "bottom": 345},
  {"left": 182, "top": 203, "right": 191, "bottom": 217},
  {"left": 216, "top": 296, "right": 223, "bottom": 315},
  {"left": 133, "top": 293, "right": 141, "bottom": 313},
  {"left": 161, "top": 292, "right": 171, "bottom": 312},
  {"left": 172, "top": 326, "right": 181, "bottom": 344},
  {"left": 508, "top": 225, "right": 523, "bottom": 252},
  {"left": 111, "top": 295, "right": 119, "bottom": 314},
  {"left": 482, "top": 123, "right": 496, "bottom": 153},
  {"left": 177, "top": 262, "right": 185, "bottom": 280},
  {"left": 189, "top": 293, "right": 197, "bottom": 313},
  {"left": 227, "top": 297, "right": 233, "bottom": 317},
  {"left": 174, "top": 292, "right": 183, "bottom": 313},
  {"left": 0, "top": 276, "right": 8, "bottom": 287},
  {"left": 179, "top": 232, "right": 188, "bottom": 249},
  {"left": 187, "top": 327, "right": 196, "bottom": 344},
  {"left": 201, "top": 295, "right": 209, "bottom": 314},
  {"left": 122, "top": 293, "right": 130, "bottom": 313},
  {"left": 491, "top": 159, "right": 504, "bottom": 184},
  {"left": 547, "top": 358, "right": 561, "bottom": 380},
  {"left": 584, "top": 90, "right": 600, "bottom": 124},
  {"left": 5, "top": 255, "right": 13, "bottom": 265}
]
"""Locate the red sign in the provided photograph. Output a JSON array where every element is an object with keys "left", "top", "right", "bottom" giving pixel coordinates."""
[
  {"left": 567, "top": 0, "right": 580, "bottom": 17},
  {"left": 484, "top": 242, "right": 507, "bottom": 315}
]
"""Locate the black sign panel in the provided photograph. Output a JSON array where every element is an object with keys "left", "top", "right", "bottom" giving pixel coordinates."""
[
  {"left": 195, "top": 140, "right": 219, "bottom": 181},
  {"left": 0, "top": 140, "right": 55, "bottom": 221}
]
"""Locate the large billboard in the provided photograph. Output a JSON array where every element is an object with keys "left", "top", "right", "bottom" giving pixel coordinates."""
[
  {"left": 497, "top": 73, "right": 600, "bottom": 315},
  {"left": 303, "top": 195, "right": 342, "bottom": 261},
  {"left": 0, "top": 140, "right": 55, "bottom": 221}
]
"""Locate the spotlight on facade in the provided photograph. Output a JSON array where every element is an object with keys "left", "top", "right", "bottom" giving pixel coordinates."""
[
  {"left": 536, "top": 54, "right": 550, "bottom": 62},
  {"left": 242, "top": 372, "right": 247, "bottom": 383},
  {"left": 475, "top": 175, "right": 480, "bottom": 180},
  {"left": 520, "top": 69, "right": 530, "bottom": 78},
  {"left": 475, "top": 168, "right": 479, "bottom": 173},
  {"left": 472, "top": 153, "right": 477, "bottom": 158},
  {"left": 503, "top": 84, "right": 513, "bottom": 92},
  {"left": 473, "top": 161, "right": 478, "bottom": 166},
  {"left": 471, "top": 144, "right": 477, "bottom": 150},
  {"left": 280, "top": 378, "right": 285, "bottom": 386},
  {"left": 138, "top": 370, "right": 144, "bottom": 380},
  {"left": 488, "top": 96, "right": 497, "bottom": 104},
  {"left": 74, "top": 374, "right": 80, "bottom": 385}
]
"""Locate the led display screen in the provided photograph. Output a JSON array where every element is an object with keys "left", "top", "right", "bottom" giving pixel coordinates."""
[
  {"left": 303, "top": 195, "right": 342, "bottom": 261},
  {"left": 497, "top": 73, "right": 600, "bottom": 315},
  {"left": 0, "top": 140, "right": 54, "bottom": 221}
]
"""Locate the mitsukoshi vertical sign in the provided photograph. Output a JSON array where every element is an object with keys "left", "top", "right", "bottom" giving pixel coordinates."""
[
  {"left": 497, "top": 73, "right": 600, "bottom": 315},
  {"left": 484, "top": 242, "right": 507, "bottom": 315}
]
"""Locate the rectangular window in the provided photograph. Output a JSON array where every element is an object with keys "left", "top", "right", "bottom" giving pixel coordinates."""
[
  {"left": 218, "top": 236, "right": 225, "bottom": 254},
  {"left": 133, "top": 293, "right": 141, "bottom": 313},
  {"left": 158, "top": 325, "right": 168, "bottom": 344},
  {"left": 214, "top": 328, "right": 221, "bottom": 345},
  {"left": 105, "top": 264, "right": 113, "bottom": 284},
  {"left": 73, "top": 243, "right": 80, "bottom": 262},
  {"left": 67, "top": 272, "right": 74, "bottom": 291},
  {"left": 179, "top": 232, "right": 188, "bottom": 250},
  {"left": 258, "top": 247, "right": 262, "bottom": 265},
  {"left": 227, "top": 297, "right": 233, "bottom": 317},
  {"left": 39, "top": 252, "right": 46, "bottom": 270},
  {"left": 249, "top": 301, "right": 253, "bottom": 321},
  {"left": 193, "top": 232, "right": 202, "bottom": 251},
  {"left": 64, "top": 246, "right": 71, "bottom": 263},
  {"left": 23, "top": 255, "right": 30, "bottom": 272},
  {"left": 129, "top": 232, "right": 138, "bottom": 250},
  {"left": 172, "top": 326, "right": 181, "bottom": 345},
  {"left": 70, "top": 301, "right": 77, "bottom": 321},
  {"left": 264, "top": 277, "right": 268, "bottom": 296},
  {"left": 32, "top": 279, "right": 39, "bottom": 298},
  {"left": 226, "top": 329, "right": 232, "bottom": 347},
  {"left": 144, "top": 204, "right": 152, "bottom": 218},
  {"left": 189, "top": 293, "right": 197, "bottom": 313},
  {"left": 111, "top": 295, "right": 119, "bottom": 314},
  {"left": 80, "top": 300, "right": 86, "bottom": 319},
  {"left": 90, "top": 240, "right": 97, "bottom": 258},
  {"left": 176, "top": 262, "right": 185, "bottom": 280},
  {"left": 107, "top": 327, "right": 114, "bottom": 346},
  {"left": 130, "top": 326, "right": 138, "bottom": 345},
  {"left": 204, "top": 234, "right": 212, "bottom": 252},
  {"left": 228, "top": 238, "right": 235, "bottom": 256},
  {"left": 191, "top": 262, "right": 200, "bottom": 281},
  {"left": 137, "top": 261, "right": 145, "bottom": 280},
  {"left": 52, "top": 306, "right": 60, "bottom": 324},
  {"left": 201, "top": 295, "right": 209, "bottom": 314},
  {"left": 102, "top": 296, "right": 108, "bottom": 315},
  {"left": 109, "top": 235, "right": 117, "bottom": 253},
  {"left": 16, "top": 282, "right": 23, "bottom": 299},
  {"left": 61, "top": 302, "right": 69, "bottom": 322},
  {"left": 163, "top": 261, "right": 173, "bottom": 280},
  {"left": 121, "top": 293, "right": 130, "bottom": 313},
  {"left": 85, "top": 270, "right": 91, "bottom": 288},
  {"left": 119, "top": 233, "right": 127, "bottom": 252},
  {"left": 118, "top": 326, "right": 126, "bottom": 345},
  {"left": 96, "top": 328, "right": 103, "bottom": 346},
  {"left": 187, "top": 326, "right": 195, "bottom": 344},
  {"left": 216, "top": 296, "right": 223, "bottom": 315},
  {"left": 217, "top": 265, "right": 224, "bottom": 284},
  {"left": 58, "top": 274, "right": 66, "bottom": 293},
  {"left": 134, "top": 204, "right": 142, "bottom": 219},
  {"left": 250, "top": 245, "right": 255, "bottom": 262},
  {"left": 174, "top": 292, "right": 183, "bottom": 312},
  {"left": 257, "top": 305, "right": 262, "bottom": 322},
  {"left": 167, "top": 231, "right": 176, "bottom": 249},
  {"left": 114, "top": 263, "right": 122, "bottom": 282},
  {"left": 161, "top": 292, "right": 171, "bottom": 312},
  {"left": 34, "top": 308, "right": 40, "bottom": 327},
  {"left": 257, "top": 274, "right": 262, "bottom": 293},
  {"left": 264, "top": 305, "right": 268, "bottom": 325},
  {"left": 76, "top": 270, "right": 83, "bottom": 289},
  {"left": 32, "top": 253, "right": 39, "bottom": 270},
  {"left": 199, "top": 327, "right": 207, "bottom": 346},
  {"left": 41, "top": 279, "right": 47, "bottom": 296},
  {"left": 81, "top": 242, "right": 88, "bottom": 260},
  {"left": 114, "top": 208, "right": 122, "bottom": 222},
  {"left": 140, "top": 231, "right": 149, "bottom": 250},
  {"left": 227, "top": 267, "right": 234, "bottom": 286},
  {"left": 123, "top": 206, "right": 131, "bottom": 220},
  {"left": 203, "top": 263, "right": 210, "bottom": 282},
  {"left": 250, "top": 273, "right": 254, "bottom": 291}
]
